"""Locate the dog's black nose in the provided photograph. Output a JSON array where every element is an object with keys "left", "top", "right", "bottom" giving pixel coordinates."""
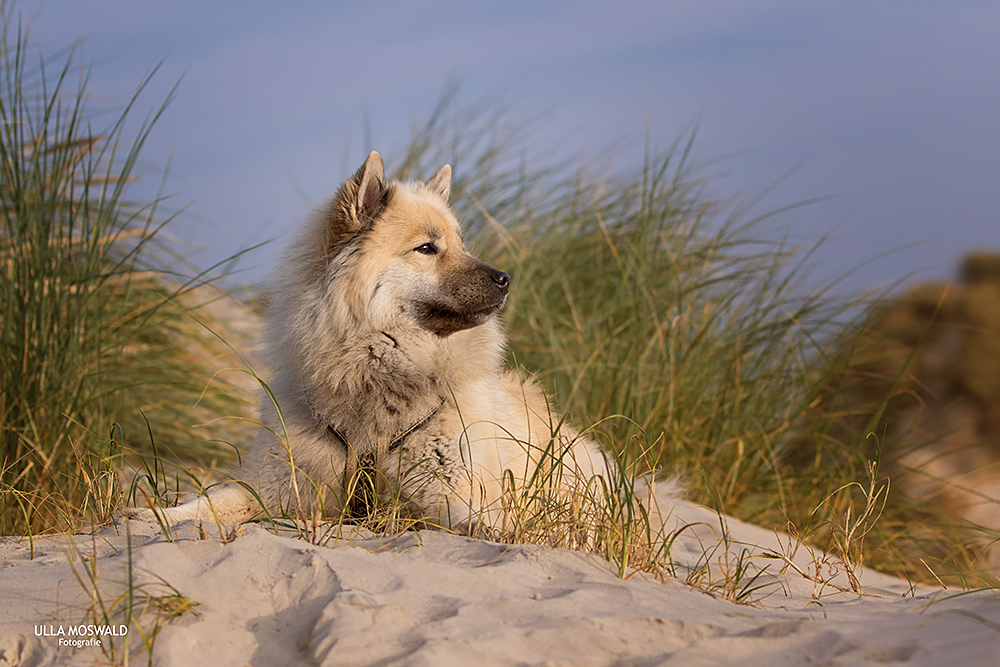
[{"left": 491, "top": 270, "right": 510, "bottom": 291}]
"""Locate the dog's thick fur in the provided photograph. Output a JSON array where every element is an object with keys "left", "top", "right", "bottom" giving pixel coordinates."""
[{"left": 128, "top": 151, "right": 609, "bottom": 530}]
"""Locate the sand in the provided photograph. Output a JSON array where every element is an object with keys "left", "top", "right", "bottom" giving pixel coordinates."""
[{"left": 1, "top": 500, "right": 998, "bottom": 666}]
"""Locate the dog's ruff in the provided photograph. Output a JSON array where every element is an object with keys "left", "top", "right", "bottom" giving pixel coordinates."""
[{"left": 127, "top": 151, "right": 612, "bottom": 531}]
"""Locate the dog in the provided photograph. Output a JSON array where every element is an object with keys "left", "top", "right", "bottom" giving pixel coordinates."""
[{"left": 127, "top": 151, "right": 611, "bottom": 531}]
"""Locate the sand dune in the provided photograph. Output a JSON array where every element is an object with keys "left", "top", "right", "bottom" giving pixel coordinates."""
[{"left": 1, "top": 501, "right": 998, "bottom": 666}]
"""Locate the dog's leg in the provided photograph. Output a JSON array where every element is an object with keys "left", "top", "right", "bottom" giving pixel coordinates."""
[{"left": 124, "top": 483, "right": 260, "bottom": 526}]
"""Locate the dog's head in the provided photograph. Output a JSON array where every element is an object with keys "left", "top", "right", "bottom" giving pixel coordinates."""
[{"left": 322, "top": 151, "right": 509, "bottom": 336}]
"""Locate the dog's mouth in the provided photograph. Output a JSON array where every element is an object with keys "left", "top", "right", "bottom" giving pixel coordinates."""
[{"left": 411, "top": 295, "right": 506, "bottom": 337}]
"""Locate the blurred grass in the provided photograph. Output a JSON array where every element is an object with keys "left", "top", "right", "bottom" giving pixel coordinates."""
[
  {"left": 0, "top": 4, "right": 256, "bottom": 535},
  {"left": 794, "top": 252, "right": 1000, "bottom": 584}
]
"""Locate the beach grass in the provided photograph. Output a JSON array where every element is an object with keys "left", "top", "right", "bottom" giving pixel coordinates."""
[{"left": 0, "top": 4, "right": 256, "bottom": 536}]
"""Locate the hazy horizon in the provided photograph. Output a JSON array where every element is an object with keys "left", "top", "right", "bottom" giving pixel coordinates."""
[{"left": 17, "top": 0, "right": 1000, "bottom": 293}]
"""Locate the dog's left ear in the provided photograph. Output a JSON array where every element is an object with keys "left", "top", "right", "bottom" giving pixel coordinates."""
[
  {"left": 427, "top": 164, "right": 451, "bottom": 201},
  {"left": 354, "top": 151, "right": 388, "bottom": 226},
  {"left": 324, "top": 151, "right": 390, "bottom": 261}
]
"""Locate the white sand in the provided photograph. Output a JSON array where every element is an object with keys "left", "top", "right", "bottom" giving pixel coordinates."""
[{"left": 1, "top": 501, "right": 998, "bottom": 666}]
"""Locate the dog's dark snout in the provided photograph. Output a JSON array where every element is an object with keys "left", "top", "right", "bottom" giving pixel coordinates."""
[{"left": 491, "top": 269, "right": 510, "bottom": 291}]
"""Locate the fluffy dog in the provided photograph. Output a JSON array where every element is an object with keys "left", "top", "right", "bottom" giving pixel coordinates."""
[{"left": 128, "top": 151, "right": 610, "bottom": 530}]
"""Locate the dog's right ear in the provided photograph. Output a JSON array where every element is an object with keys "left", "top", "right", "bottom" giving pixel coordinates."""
[
  {"left": 426, "top": 164, "right": 451, "bottom": 201},
  {"left": 326, "top": 151, "right": 390, "bottom": 257}
]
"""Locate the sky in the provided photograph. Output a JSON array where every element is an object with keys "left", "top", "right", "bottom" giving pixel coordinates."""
[{"left": 16, "top": 0, "right": 1000, "bottom": 293}]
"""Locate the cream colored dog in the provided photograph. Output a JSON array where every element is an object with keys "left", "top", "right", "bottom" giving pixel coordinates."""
[{"left": 128, "top": 151, "right": 610, "bottom": 530}]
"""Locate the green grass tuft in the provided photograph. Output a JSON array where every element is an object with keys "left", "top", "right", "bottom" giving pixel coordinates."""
[{"left": 0, "top": 3, "right": 256, "bottom": 535}]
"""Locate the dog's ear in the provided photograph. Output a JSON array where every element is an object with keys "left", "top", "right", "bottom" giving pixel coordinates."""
[
  {"left": 352, "top": 151, "right": 388, "bottom": 226},
  {"left": 427, "top": 164, "right": 451, "bottom": 201},
  {"left": 326, "top": 151, "right": 390, "bottom": 258}
]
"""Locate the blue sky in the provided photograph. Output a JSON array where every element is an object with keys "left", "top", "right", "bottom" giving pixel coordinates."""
[{"left": 18, "top": 1, "right": 1000, "bottom": 291}]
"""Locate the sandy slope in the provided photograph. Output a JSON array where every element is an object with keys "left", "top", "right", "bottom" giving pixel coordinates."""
[{"left": 1, "top": 501, "right": 998, "bottom": 666}]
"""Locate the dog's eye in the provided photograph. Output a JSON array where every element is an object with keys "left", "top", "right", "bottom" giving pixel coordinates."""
[{"left": 414, "top": 243, "right": 438, "bottom": 255}]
